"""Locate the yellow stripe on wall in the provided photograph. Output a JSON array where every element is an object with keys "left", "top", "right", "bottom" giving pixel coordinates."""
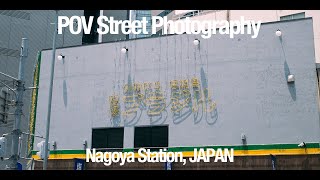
[{"left": 32, "top": 148, "right": 320, "bottom": 160}]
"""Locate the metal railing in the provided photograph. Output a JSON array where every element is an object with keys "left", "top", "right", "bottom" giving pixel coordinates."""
[{"left": 172, "top": 10, "right": 226, "bottom": 21}]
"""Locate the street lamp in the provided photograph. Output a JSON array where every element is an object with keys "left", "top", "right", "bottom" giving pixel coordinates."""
[
  {"left": 193, "top": 39, "right": 200, "bottom": 46},
  {"left": 276, "top": 29, "right": 282, "bottom": 37},
  {"left": 57, "top": 54, "right": 65, "bottom": 61},
  {"left": 121, "top": 47, "right": 128, "bottom": 54},
  {"left": 43, "top": 10, "right": 59, "bottom": 170}
]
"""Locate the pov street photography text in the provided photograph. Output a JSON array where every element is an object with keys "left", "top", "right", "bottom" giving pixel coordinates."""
[
  {"left": 58, "top": 16, "right": 261, "bottom": 39},
  {"left": 86, "top": 148, "right": 234, "bottom": 166}
]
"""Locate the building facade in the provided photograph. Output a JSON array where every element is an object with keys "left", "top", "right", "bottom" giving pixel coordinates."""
[
  {"left": 30, "top": 18, "right": 320, "bottom": 169},
  {"left": 129, "top": 10, "right": 152, "bottom": 39},
  {"left": 0, "top": 10, "right": 84, "bottom": 169},
  {"left": 100, "top": 10, "right": 130, "bottom": 43}
]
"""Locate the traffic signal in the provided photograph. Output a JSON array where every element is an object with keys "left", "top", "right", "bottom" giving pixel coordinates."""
[
  {"left": 0, "top": 137, "right": 7, "bottom": 158},
  {"left": 36, "top": 140, "right": 50, "bottom": 159}
]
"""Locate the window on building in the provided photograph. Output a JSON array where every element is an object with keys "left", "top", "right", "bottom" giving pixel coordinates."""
[
  {"left": 179, "top": 10, "right": 202, "bottom": 20},
  {"left": 134, "top": 126, "right": 168, "bottom": 150},
  {"left": 280, "top": 12, "right": 305, "bottom": 21},
  {"left": 91, "top": 127, "right": 124, "bottom": 150}
]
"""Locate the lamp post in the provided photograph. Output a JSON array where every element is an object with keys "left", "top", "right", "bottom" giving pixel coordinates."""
[
  {"left": 5, "top": 38, "right": 28, "bottom": 170},
  {"left": 43, "top": 10, "right": 59, "bottom": 170}
]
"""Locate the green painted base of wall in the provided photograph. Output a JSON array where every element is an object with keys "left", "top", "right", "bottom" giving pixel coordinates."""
[
  {"left": 33, "top": 154, "right": 320, "bottom": 170},
  {"left": 32, "top": 143, "right": 320, "bottom": 160}
]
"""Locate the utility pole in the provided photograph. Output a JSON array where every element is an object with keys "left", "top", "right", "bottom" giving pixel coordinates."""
[
  {"left": 43, "top": 10, "right": 59, "bottom": 170},
  {"left": 6, "top": 38, "right": 28, "bottom": 170}
]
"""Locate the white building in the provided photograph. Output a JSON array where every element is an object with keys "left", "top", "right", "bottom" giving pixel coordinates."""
[{"left": 155, "top": 10, "right": 320, "bottom": 63}]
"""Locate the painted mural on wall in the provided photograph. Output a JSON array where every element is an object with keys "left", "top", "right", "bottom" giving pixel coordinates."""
[{"left": 107, "top": 36, "right": 218, "bottom": 127}]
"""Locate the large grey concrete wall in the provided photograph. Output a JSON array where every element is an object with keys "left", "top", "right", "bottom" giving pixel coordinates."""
[
  {"left": 0, "top": 10, "right": 83, "bottom": 169},
  {"left": 35, "top": 18, "right": 320, "bottom": 151}
]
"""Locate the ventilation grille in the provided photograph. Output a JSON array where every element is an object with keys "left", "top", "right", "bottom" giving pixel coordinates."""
[
  {"left": 0, "top": 10, "right": 30, "bottom": 20},
  {"left": 0, "top": 47, "right": 20, "bottom": 57}
]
